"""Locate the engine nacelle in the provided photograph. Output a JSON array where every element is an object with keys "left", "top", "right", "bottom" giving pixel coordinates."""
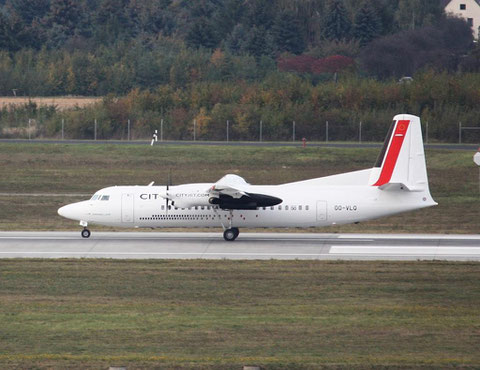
[{"left": 208, "top": 193, "right": 282, "bottom": 210}]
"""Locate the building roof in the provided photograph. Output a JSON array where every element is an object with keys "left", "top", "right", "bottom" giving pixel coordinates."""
[{"left": 442, "top": 0, "right": 480, "bottom": 8}]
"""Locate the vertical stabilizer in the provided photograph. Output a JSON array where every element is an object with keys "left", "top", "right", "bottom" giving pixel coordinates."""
[{"left": 369, "top": 114, "right": 429, "bottom": 192}]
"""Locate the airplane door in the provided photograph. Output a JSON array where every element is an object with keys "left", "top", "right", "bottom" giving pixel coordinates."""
[
  {"left": 122, "top": 193, "right": 134, "bottom": 223},
  {"left": 316, "top": 201, "right": 327, "bottom": 221}
]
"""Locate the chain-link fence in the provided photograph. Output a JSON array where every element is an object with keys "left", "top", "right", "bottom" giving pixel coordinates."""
[{"left": 2, "top": 116, "right": 480, "bottom": 144}]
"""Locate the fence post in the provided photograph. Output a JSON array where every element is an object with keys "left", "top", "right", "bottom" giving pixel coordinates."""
[
  {"left": 94, "top": 119, "right": 97, "bottom": 141},
  {"left": 260, "top": 120, "right": 263, "bottom": 142},
  {"left": 127, "top": 119, "right": 130, "bottom": 141},
  {"left": 425, "top": 121, "right": 428, "bottom": 144},
  {"left": 359, "top": 121, "right": 362, "bottom": 143},
  {"left": 293, "top": 121, "right": 295, "bottom": 141},
  {"left": 459, "top": 122, "right": 462, "bottom": 144},
  {"left": 193, "top": 119, "right": 196, "bottom": 141},
  {"left": 28, "top": 118, "right": 31, "bottom": 140},
  {"left": 326, "top": 121, "right": 329, "bottom": 142},
  {"left": 62, "top": 119, "right": 64, "bottom": 140},
  {"left": 226, "top": 120, "right": 229, "bottom": 142},
  {"left": 160, "top": 119, "right": 163, "bottom": 141}
]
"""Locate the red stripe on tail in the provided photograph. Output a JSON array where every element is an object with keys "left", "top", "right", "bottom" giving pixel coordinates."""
[{"left": 373, "top": 120, "right": 410, "bottom": 186}]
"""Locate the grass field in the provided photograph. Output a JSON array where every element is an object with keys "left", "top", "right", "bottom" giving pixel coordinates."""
[
  {"left": 0, "top": 142, "right": 479, "bottom": 233},
  {"left": 0, "top": 260, "right": 478, "bottom": 369},
  {"left": 0, "top": 96, "right": 101, "bottom": 111}
]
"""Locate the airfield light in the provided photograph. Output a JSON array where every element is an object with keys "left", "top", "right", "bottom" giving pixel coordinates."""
[{"left": 474, "top": 149, "right": 480, "bottom": 193}]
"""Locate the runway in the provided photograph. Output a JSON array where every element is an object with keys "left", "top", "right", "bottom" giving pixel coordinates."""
[{"left": 0, "top": 232, "right": 479, "bottom": 261}]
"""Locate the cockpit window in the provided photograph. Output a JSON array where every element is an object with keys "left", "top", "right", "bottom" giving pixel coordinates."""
[
  {"left": 101, "top": 195, "right": 110, "bottom": 201},
  {"left": 91, "top": 195, "right": 99, "bottom": 200}
]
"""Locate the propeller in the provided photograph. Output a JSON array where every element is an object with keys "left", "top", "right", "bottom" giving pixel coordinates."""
[{"left": 165, "top": 168, "right": 172, "bottom": 213}]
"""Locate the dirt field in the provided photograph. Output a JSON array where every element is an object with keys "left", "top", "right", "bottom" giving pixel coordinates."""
[{"left": 0, "top": 96, "right": 102, "bottom": 111}]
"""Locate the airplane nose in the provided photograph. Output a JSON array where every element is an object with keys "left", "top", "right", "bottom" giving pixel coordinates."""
[
  {"left": 58, "top": 203, "right": 84, "bottom": 220},
  {"left": 58, "top": 204, "right": 72, "bottom": 218}
]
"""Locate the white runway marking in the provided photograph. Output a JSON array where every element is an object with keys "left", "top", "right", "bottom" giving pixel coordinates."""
[{"left": 330, "top": 246, "right": 480, "bottom": 255}]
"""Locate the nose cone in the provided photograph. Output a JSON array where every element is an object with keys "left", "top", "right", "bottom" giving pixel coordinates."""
[{"left": 58, "top": 202, "right": 85, "bottom": 221}]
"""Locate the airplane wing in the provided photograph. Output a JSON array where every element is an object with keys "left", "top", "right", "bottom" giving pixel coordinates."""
[
  {"left": 208, "top": 174, "right": 282, "bottom": 210},
  {"left": 208, "top": 174, "right": 249, "bottom": 199}
]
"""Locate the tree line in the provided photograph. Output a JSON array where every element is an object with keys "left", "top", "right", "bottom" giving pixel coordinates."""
[
  {"left": 0, "top": 0, "right": 477, "bottom": 83},
  {"left": 0, "top": 16, "right": 477, "bottom": 97},
  {"left": 2, "top": 72, "right": 479, "bottom": 143},
  {"left": 0, "top": 0, "right": 445, "bottom": 54}
]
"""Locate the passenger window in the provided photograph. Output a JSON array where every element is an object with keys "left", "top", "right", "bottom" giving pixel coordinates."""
[
  {"left": 201, "top": 206, "right": 204, "bottom": 210},
  {"left": 285, "top": 205, "right": 289, "bottom": 210},
  {"left": 299, "top": 205, "right": 302, "bottom": 211},
  {"left": 291, "top": 206, "right": 297, "bottom": 210},
  {"left": 161, "top": 205, "right": 165, "bottom": 210},
  {"left": 278, "top": 205, "right": 282, "bottom": 210},
  {"left": 101, "top": 195, "right": 110, "bottom": 201},
  {"left": 306, "top": 205, "right": 309, "bottom": 210},
  {"left": 270, "top": 207, "right": 274, "bottom": 210}
]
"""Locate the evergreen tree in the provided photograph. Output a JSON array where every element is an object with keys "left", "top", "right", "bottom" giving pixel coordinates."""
[
  {"left": 324, "top": 0, "right": 352, "bottom": 41},
  {"left": 43, "top": 0, "right": 88, "bottom": 48},
  {"left": 245, "top": 0, "right": 275, "bottom": 29},
  {"left": 353, "top": 1, "right": 382, "bottom": 46},
  {"left": 212, "top": 0, "right": 244, "bottom": 40},
  {"left": 5, "top": 0, "right": 49, "bottom": 25},
  {"left": 245, "top": 26, "right": 276, "bottom": 58},
  {"left": 185, "top": 18, "right": 218, "bottom": 49},
  {"left": 271, "top": 11, "right": 305, "bottom": 55},
  {"left": 95, "top": 0, "right": 131, "bottom": 44},
  {"left": 0, "top": 12, "right": 15, "bottom": 50},
  {"left": 225, "top": 24, "right": 248, "bottom": 55}
]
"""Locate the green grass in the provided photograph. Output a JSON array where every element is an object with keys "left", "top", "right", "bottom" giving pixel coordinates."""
[
  {"left": 1, "top": 142, "right": 479, "bottom": 233},
  {"left": 0, "top": 260, "right": 478, "bottom": 369}
]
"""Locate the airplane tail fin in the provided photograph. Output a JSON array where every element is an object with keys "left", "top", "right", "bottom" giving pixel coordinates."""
[{"left": 369, "top": 114, "right": 433, "bottom": 196}]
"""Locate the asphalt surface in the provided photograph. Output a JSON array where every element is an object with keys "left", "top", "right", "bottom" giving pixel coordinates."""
[
  {"left": 0, "top": 232, "right": 479, "bottom": 261},
  {"left": 0, "top": 138, "right": 478, "bottom": 151}
]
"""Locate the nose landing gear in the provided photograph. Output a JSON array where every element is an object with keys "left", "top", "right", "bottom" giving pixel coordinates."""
[
  {"left": 223, "top": 227, "right": 239, "bottom": 241},
  {"left": 81, "top": 228, "right": 91, "bottom": 238}
]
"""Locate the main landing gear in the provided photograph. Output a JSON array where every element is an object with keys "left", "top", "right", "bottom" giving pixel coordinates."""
[
  {"left": 213, "top": 209, "right": 240, "bottom": 241},
  {"left": 223, "top": 227, "right": 239, "bottom": 241},
  {"left": 81, "top": 228, "right": 91, "bottom": 238}
]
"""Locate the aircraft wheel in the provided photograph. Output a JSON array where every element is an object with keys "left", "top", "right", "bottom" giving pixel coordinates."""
[
  {"left": 231, "top": 227, "right": 240, "bottom": 238},
  {"left": 81, "top": 228, "right": 91, "bottom": 238},
  {"left": 223, "top": 228, "right": 238, "bottom": 242}
]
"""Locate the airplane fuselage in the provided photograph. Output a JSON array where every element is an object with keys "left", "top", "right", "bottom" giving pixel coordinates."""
[{"left": 59, "top": 183, "right": 432, "bottom": 230}]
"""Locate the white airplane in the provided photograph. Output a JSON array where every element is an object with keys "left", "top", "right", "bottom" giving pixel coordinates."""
[{"left": 58, "top": 114, "right": 437, "bottom": 241}]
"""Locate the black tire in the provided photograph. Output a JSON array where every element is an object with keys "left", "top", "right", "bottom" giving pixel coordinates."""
[
  {"left": 81, "top": 229, "right": 91, "bottom": 238},
  {"left": 223, "top": 228, "right": 237, "bottom": 241},
  {"left": 231, "top": 227, "right": 240, "bottom": 238}
]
